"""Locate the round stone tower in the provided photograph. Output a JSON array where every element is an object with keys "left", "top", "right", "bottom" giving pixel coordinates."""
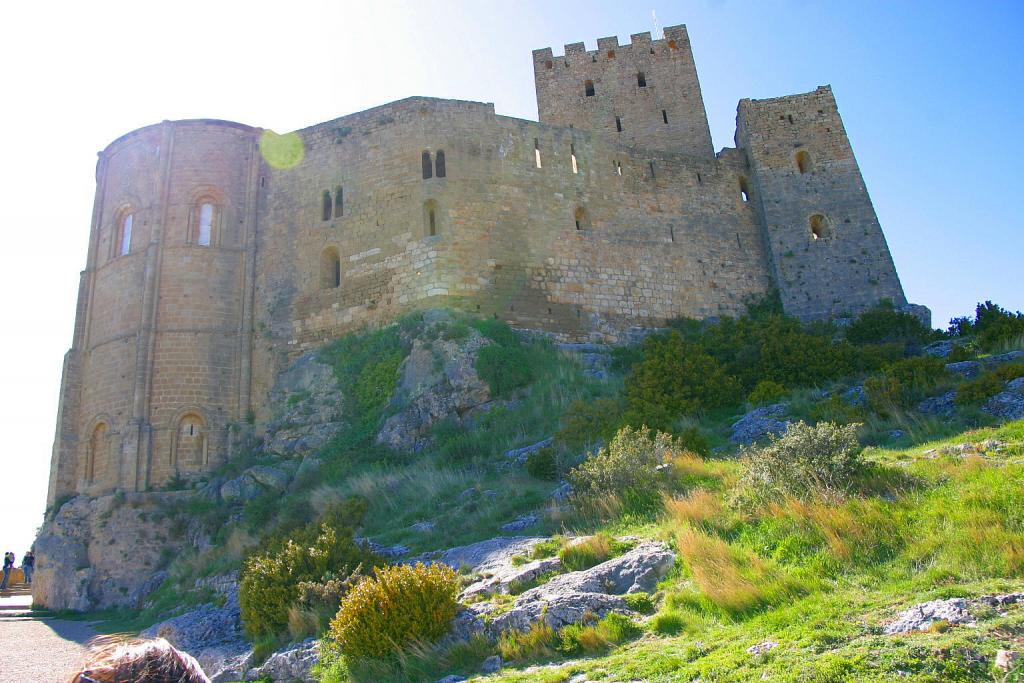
[{"left": 48, "top": 119, "right": 263, "bottom": 503}]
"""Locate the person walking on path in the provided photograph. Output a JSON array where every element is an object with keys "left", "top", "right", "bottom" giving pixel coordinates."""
[
  {"left": 1, "top": 551, "right": 14, "bottom": 590},
  {"left": 22, "top": 550, "right": 35, "bottom": 585}
]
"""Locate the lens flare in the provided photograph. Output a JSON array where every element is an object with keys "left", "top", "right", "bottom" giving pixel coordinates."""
[{"left": 260, "top": 130, "right": 304, "bottom": 170}]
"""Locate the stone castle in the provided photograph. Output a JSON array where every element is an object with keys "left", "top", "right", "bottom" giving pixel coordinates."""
[{"left": 47, "top": 25, "right": 916, "bottom": 505}]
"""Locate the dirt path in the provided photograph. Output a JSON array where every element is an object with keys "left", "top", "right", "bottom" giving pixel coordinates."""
[{"left": 0, "top": 592, "right": 97, "bottom": 683}]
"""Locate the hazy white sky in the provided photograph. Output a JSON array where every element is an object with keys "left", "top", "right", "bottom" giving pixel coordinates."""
[{"left": 0, "top": 0, "right": 1020, "bottom": 558}]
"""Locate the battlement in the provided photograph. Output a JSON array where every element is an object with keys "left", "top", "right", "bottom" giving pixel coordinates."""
[{"left": 532, "top": 25, "right": 689, "bottom": 63}]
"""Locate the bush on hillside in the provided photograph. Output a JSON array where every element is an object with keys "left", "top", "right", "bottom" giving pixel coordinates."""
[
  {"left": 328, "top": 562, "right": 460, "bottom": 661},
  {"left": 568, "top": 425, "right": 681, "bottom": 499},
  {"left": 555, "top": 397, "right": 624, "bottom": 451},
  {"left": 732, "top": 421, "right": 864, "bottom": 506},
  {"left": 476, "top": 343, "right": 534, "bottom": 396},
  {"left": 864, "top": 356, "right": 949, "bottom": 415},
  {"left": 844, "top": 302, "right": 936, "bottom": 348},
  {"left": 955, "top": 373, "right": 1005, "bottom": 407},
  {"left": 623, "top": 332, "right": 742, "bottom": 427},
  {"left": 748, "top": 380, "right": 787, "bottom": 406},
  {"left": 239, "top": 500, "right": 380, "bottom": 639},
  {"left": 949, "top": 301, "right": 1024, "bottom": 351},
  {"left": 525, "top": 447, "right": 558, "bottom": 480}
]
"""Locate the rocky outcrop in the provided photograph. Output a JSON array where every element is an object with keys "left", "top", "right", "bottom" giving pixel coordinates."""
[
  {"left": 246, "top": 639, "right": 319, "bottom": 683},
  {"left": 505, "top": 437, "right": 554, "bottom": 466},
  {"left": 730, "top": 404, "right": 789, "bottom": 445},
  {"left": 983, "top": 376, "right": 1024, "bottom": 420},
  {"left": 884, "top": 598, "right": 975, "bottom": 634},
  {"left": 489, "top": 542, "right": 675, "bottom": 633},
  {"left": 264, "top": 353, "right": 345, "bottom": 459},
  {"left": 141, "top": 573, "right": 252, "bottom": 683},
  {"left": 917, "top": 390, "right": 957, "bottom": 417},
  {"left": 413, "top": 536, "right": 545, "bottom": 573},
  {"left": 219, "top": 463, "right": 294, "bottom": 503},
  {"left": 33, "top": 492, "right": 190, "bottom": 611},
  {"left": 376, "top": 328, "right": 493, "bottom": 452},
  {"left": 945, "top": 361, "right": 982, "bottom": 379}
]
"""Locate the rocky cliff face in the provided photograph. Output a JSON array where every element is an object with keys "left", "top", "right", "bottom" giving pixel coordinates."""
[{"left": 33, "top": 492, "right": 189, "bottom": 611}]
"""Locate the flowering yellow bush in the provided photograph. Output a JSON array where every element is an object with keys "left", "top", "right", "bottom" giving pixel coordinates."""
[{"left": 329, "top": 562, "right": 460, "bottom": 660}]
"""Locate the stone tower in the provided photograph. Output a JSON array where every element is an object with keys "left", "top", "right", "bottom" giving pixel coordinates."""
[
  {"left": 47, "top": 120, "right": 262, "bottom": 506},
  {"left": 735, "top": 86, "right": 907, "bottom": 319},
  {"left": 532, "top": 25, "right": 714, "bottom": 158}
]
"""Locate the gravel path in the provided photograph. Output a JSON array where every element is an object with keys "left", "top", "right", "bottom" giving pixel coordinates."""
[{"left": 0, "top": 594, "right": 97, "bottom": 683}]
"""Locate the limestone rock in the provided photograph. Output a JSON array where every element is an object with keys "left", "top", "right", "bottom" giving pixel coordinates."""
[
  {"left": 505, "top": 437, "right": 554, "bottom": 465},
  {"left": 246, "top": 639, "right": 319, "bottom": 683},
  {"left": 502, "top": 514, "right": 539, "bottom": 532},
  {"left": 945, "top": 360, "right": 981, "bottom": 379},
  {"left": 220, "top": 464, "right": 292, "bottom": 503},
  {"left": 983, "top": 377, "right": 1024, "bottom": 420},
  {"left": 489, "top": 542, "right": 675, "bottom": 633},
  {"left": 884, "top": 598, "right": 975, "bottom": 634},
  {"left": 462, "top": 555, "right": 562, "bottom": 599},
  {"left": 922, "top": 340, "right": 954, "bottom": 358},
  {"left": 841, "top": 386, "right": 866, "bottom": 407},
  {"left": 730, "top": 404, "right": 789, "bottom": 445},
  {"left": 129, "top": 570, "right": 168, "bottom": 609},
  {"left": 142, "top": 598, "right": 251, "bottom": 683},
  {"left": 33, "top": 492, "right": 190, "bottom": 611},
  {"left": 917, "top": 391, "right": 957, "bottom": 418},
  {"left": 377, "top": 334, "right": 493, "bottom": 452},
  {"left": 480, "top": 654, "right": 502, "bottom": 674},
  {"left": 436, "top": 677, "right": 467, "bottom": 683},
  {"left": 996, "top": 650, "right": 1020, "bottom": 673},
  {"left": 981, "top": 350, "right": 1024, "bottom": 367},
  {"left": 747, "top": 640, "right": 779, "bottom": 655},
  {"left": 264, "top": 352, "right": 345, "bottom": 458},
  {"left": 412, "top": 536, "right": 545, "bottom": 573}
]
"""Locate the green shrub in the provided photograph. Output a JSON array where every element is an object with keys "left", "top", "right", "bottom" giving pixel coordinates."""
[
  {"left": 469, "top": 318, "right": 520, "bottom": 346},
  {"left": 946, "top": 344, "right": 975, "bottom": 362},
  {"left": 328, "top": 562, "right": 460, "bottom": 661},
  {"left": 676, "top": 425, "right": 711, "bottom": 457},
  {"left": 624, "top": 332, "right": 742, "bottom": 427},
  {"left": 955, "top": 373, "right": 1005, "bottom": 407},
  {"left": 555, "top": 397, "right": 624, "bottom": 451},
  {"left": 748, "top": 380, "right": 787, "bottom": 406},
  {"left": 440, "top": 321, "right": 471, "bottom": 341},
  {"left": 525, "top": 447, "right": 558, "bottom": 480},
  {"left": 476, "top": 343, "right": 534, "bottom": 396},
  {"left": 949, "top": 301, "right": 1024, "bottom": 351},
  {"left": 622, "top": 592, "right": 655, "bottom": 614},
  {"left": 732, "top": 421, "right": 864, "bottom": 506},
  {"left": 994, "top": 362, "right": 1024, "bottom": 382},
  {"left": 568, "top": 426, "right": 679, "bottom": 499},
  {"left": 557, "top": 612, "right": 641, "bottom": 655},
  {"left": 239, "top": 501, "right": 379, "bottom": 639},
  {"left": 498, "top": 621, "right": 557, "bottom": 661},
  {"left": 845, "top": 304, "right": 935, "bottom": 347},
  {"left": 650, "top": 610, "right": 689, "bottom": 635},
  {"left": 864, "top": 356, "right": 949, "bottom": 415},
  {"left": 558, "top": 533, "right": 632, "bottom": 571}
]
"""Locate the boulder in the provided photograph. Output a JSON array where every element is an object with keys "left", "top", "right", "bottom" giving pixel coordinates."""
[
  {"left": 884, "top": 598, "right": 975, "bottom": 634},
  {"left": 917, "top": 391, "right": 957, "bottom": 418},
  {"left": 220, "top": 464, "right": 292, "bottom": 503},
  {"left": 489, "top": 542, "right": 675, "bottom": 633},
  {"left": 983, "top": 377, "right": 1024, "bottom": 420},
  {"left": 922, "top": 340, "right": 955, "bottom": 358},
  {"left": 264, "top": 352, "right": 346, "bottom": 458},
  {"left": 480, "top": 655, "right": 502, "bottom": 674},
  {"left": 505, "top": 437, "right": 554, "bottom": 465},
  {"left": 377, "top": 334, "right": 493, "bottom": 452},
  {"left": 981, "top": 350, "right": 1024, "bottom": 367},
  {"left": 246, "top": 639, "right": 319, "bottom": 683},
  {"left": 501, "top": 514, "right": 539, "bottom": 532},
  {"left": 730, "top": 404, "right": 789, "bottom": 445},
  {"left": 462, "top": 555, "right": 562, "bottom": 599},
  {"left": 129, "top": 570, "right": 168, "bottom": 609},
  {"left": 747, "top": 640, "right": 779, "bottom": 656},
  {"left": 841, "top": 386, "right": 866, "bottom": 407},
  {"left": 945, "top": 360, "right": 982, "bottom": 379}
]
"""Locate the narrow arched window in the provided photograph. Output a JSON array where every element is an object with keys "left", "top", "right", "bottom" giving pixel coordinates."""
[
  {"left": 87, "top": 422, "right": 107, "bottom": 482},
  {"left": 615, "top": 116, "right": 622, "bottom": 133},
  {"left": 796, "top": 150, "right": 812, "bottom": 174},
  {"left": 570, "top": 144, "right": 578, "bottom": 174},
  {"left": 320, "top": 247, "right": 341, "bottom": 288},
  {"left": 584, "top": 80, "right": 595, "bottom": 97},
  {"left": 534, "top": 138, "right": 542, "bottom": 168},
  {"left": 739, "top": 177, "right": 751, "bottom": 203},
  {"left": 322, "top": 191, "right": 332, "bottom": 221},
  {"left": 637, "top": 72, "right": 647, "bottom": 87},
  {"left": 424, "top": 200, "right": 439, "bottom": 237},
  {"left": 574, "top": 206, "right": 589, "bottom": 231},
  {"left": 174, "top": 413, "right": 207, "bottom": 468},
  {"left": 810, "top": 214, "right": 830, "bottom": 240},
  {"left": 118, "top": 214, "right": 133, "bottom": 256},
  {"left": 197, "top": 203, "right": 213, "bottom": 246},
  {"left": 422, "top": 151, "right": 433, "bottom": 179},
  {"left": 435, "top": 150, "right": 446, "bottom": 178},
  {"left": 334, "top": 187, "right": 343, "bottom": 218}
]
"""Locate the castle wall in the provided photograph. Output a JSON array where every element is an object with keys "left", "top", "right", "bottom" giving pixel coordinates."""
[
  {"left": 735, "top": 86, "right": 906, "bottom": 319},
  {"left": 50, "top": 26, "right": 916, "bottom": 498},
  {"left": 533, "top": 25, "right": 713, "bottom": 158}
]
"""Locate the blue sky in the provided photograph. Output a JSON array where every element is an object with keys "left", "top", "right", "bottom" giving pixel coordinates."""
[{"left": 0, "top": 0, "right": 1020, "bottom": 555}]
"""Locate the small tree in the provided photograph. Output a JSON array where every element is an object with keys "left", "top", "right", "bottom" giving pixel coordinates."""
[{"left": 569, "top": 425, "right": 678, "bottom": 498}]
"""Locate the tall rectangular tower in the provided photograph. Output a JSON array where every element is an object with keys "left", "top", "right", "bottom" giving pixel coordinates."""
[{"left": 533, "top": 25, "right": 714, "bottom": 158}]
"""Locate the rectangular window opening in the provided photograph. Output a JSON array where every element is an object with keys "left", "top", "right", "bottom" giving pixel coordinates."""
[
  {"left": 662, "top": 109, "right": 668, "bottom": 124},
  {"left": 649, "top": 161, "right": 656, "bottom": 178},
  {"left": 615, "top": 116, "right": 622, "bottom": 133}
]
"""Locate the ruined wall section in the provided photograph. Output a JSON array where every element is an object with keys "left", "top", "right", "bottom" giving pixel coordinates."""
[
  {"left": 250, "top": 98, "right": 770, "bottom": 420},
  {"left": 735, "top": 86, "right": 906, "bottom": 320},
  {"left": 533, "top": 25, "right": 713, "bottom": 158}
]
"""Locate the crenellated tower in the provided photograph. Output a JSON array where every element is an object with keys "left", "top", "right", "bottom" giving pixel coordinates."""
[{"left": 533, "top": 25, "right": 714, "bottom": 158}]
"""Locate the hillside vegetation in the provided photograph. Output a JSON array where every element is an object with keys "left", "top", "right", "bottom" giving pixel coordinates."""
[{"left": 73, "top": 298, "right": 1024, "bottom": 682}]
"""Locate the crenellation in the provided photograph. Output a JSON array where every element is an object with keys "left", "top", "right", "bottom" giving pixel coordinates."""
[{"left": 47, "top": 24, "right": 917, "bottom": 505}]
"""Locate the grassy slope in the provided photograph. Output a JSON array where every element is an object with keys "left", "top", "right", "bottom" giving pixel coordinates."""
[{"left": 482, "top": 420, "right": 1024, "bottom": 683}]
